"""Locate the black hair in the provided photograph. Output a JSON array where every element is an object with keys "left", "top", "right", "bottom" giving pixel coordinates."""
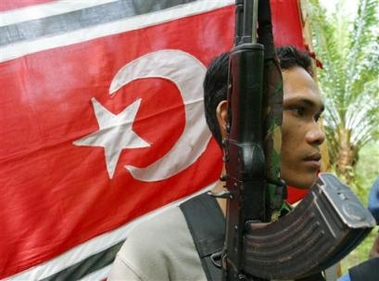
[
  {"left": 203, "top": 45, "right": 313, "bottom": 147},
  {"left": 203, "top": 53, "right": 229, "bottom": 147},
  {"left": 276, "top": 46, "right": 313, "bottom": 76}
]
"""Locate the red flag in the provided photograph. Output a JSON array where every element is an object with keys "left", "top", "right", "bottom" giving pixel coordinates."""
[
  {"left": 0, "top": 0, "right": 307, "bottom": 279},
  {"left": 0, "top": 1, "right": 232, "bottom": 279}
]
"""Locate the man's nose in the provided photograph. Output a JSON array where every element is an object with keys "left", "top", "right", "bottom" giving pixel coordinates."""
[{"left": 306, "top": 123, "right": 325, "bottom": 145}]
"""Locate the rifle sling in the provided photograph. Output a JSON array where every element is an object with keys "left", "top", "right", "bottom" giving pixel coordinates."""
[{"left": 180, "top": 193, "right": 225, "bottom": 281}]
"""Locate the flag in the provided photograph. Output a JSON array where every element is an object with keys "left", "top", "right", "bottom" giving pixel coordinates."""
[{"left": 0, "top": 0, "right": 307, "bottom": 279}]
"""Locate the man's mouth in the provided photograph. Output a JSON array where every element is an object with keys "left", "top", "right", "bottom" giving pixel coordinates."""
[
  {"left": 303, "top": 153, "right": 322, "bottom": 169},
  {"left": 304, "top": 152, "right": 322, "bottom": 162}
]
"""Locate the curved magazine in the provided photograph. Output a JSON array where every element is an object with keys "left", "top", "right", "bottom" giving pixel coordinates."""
[{"left": 242, "top": 173, "right": 376, "bottom": 279}]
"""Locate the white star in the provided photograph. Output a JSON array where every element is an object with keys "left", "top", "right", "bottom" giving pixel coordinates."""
[{"left": 73, "top": 98, "right": 150, "bottom": 179}]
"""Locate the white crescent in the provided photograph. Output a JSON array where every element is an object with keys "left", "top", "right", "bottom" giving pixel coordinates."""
[{"left": 109, "top": 49, "right": 211, "bottom": 182}]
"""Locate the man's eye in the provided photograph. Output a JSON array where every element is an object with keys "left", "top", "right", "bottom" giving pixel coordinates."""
[
  {"left": 292, "top": 106, "right": 305, "bottom": 116},
  {"left": 314, "top": 113, "right": 323, "bottom": 122}
]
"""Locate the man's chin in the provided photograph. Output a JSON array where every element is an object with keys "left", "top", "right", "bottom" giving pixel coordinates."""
[{"left": 286, "top": 175, "right": 318, "bottom": 190}]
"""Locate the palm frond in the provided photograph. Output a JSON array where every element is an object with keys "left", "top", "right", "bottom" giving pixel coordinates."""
[{"left": 305, "top": 0, "right": 379, "bottom": 178}]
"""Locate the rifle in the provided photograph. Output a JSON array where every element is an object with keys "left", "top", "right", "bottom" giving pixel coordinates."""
[{"left": 220, "top": 1, "right": 376, "bottom": 280}]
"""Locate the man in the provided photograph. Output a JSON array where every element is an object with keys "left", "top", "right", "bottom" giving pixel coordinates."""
[{"left": 108, "top": 46, "right": 325, "bottom": 280}]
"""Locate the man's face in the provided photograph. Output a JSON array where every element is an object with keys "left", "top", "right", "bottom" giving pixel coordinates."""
[
  {"left": 217, "top": 65, "right": 325, "bottom": 189},
  {"left": 281, "top": 66, "right": 325, "bottom": 189}
]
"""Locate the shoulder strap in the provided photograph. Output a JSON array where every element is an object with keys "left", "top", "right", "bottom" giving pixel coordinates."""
[
  {"left": 180, "top": 193, "right": 225, "bottom": 281},
  {"left": 349, "top": 257, "right": 379, "bottom": 281}
]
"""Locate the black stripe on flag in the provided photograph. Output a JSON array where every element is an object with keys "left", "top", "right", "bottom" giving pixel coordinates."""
[
  {"left": 40, "top": 241, "right": 124, "bottom": 281},
  {"left": 0, "top": 0, "right": 196, "bottom": 46}
]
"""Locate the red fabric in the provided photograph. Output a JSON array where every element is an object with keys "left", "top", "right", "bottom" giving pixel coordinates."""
[
  {"left": 1, "top": 0, "right": 308, "bottom": 278},
  {"left": 0, "top": 0, "right": 56, "bottom": 11},
  {"left": 287, "top": 186, "right": 310, "bottom": 204},
  {"left": 0, "top": 7, "right": 231, "bottom": 278},
  {"left": 272, "top": 0, "right": 305, "bottom": 50}
]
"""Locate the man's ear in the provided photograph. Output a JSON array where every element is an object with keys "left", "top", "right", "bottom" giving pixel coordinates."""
[{"left": 216, "top": 100, "right": 228, "bottom": 139}]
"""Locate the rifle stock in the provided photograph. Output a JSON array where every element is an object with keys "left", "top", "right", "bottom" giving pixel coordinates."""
[{"left": 221, "top": 1, "right": 375, "bottom": 280}]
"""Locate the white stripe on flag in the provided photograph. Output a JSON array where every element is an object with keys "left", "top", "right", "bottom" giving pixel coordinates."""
[
  {"left": 7, "top": 183, "right": 216, "bottom": 280},
  {"left": 0, "top": 0, "right": 234, "bottom": 63},
  {"left": 0, "top": 0, "right": 118, "bottom": 27}
]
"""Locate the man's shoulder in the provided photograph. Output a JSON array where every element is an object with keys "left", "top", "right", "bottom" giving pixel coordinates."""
[
  {"left": 128, "top": 192, "right": 217, "bottom": 238},
  {"left": 125, "top": 205, "right": 186, "bottom": 246},
  {"left": 113, "top": 201, "right": 206, "bottom": 280},
  {"left": 136, "top": 204, "right": 184, "bottom": 230}
]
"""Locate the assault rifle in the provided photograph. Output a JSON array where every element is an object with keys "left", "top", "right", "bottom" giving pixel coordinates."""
[{"left": 220, "top": 1, "right": 376, "bottom": 280}]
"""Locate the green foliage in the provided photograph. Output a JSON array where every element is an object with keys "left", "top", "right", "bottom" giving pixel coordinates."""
[
  {"left": 341, "top": 143, "right": 379, "bottom": 272},
  {"left": 354, "top": 141, "right": 379, "bottom": 195},
  {"left": 305, "top": 0, "right": 379, "bottom": 274},
  {"left": 305, "top": 0, "right": 379, "bottom": 182}
]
